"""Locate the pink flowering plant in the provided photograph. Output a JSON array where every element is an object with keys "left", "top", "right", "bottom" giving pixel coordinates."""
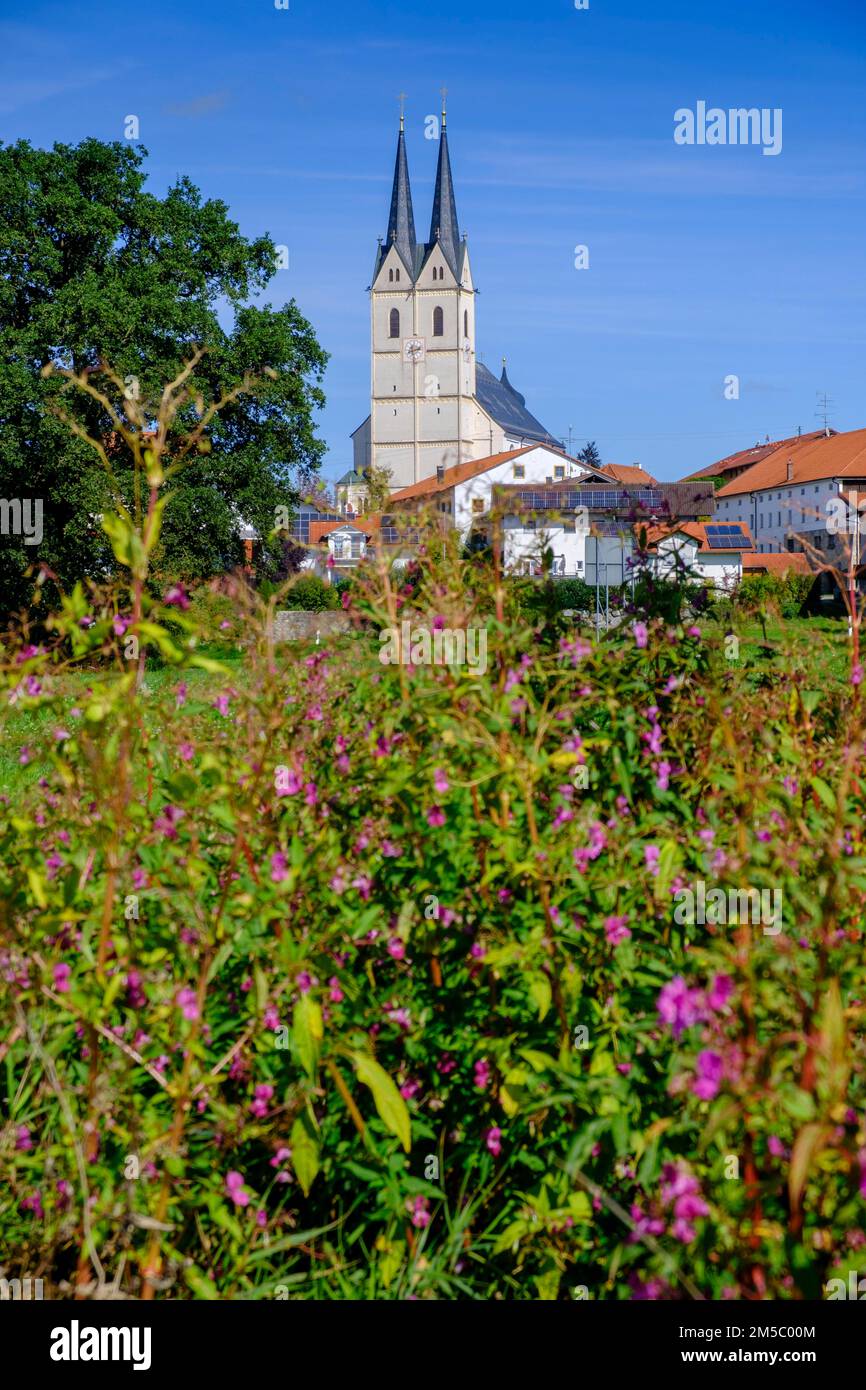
[{"left": 1, "top": 369, "right": 866, "bottom": 1300}]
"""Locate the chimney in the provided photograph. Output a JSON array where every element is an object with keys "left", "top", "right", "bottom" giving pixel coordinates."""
[
  {"left": 436, "top": 464, "right": 445, "bottom": 484},
  {"left": 786, "top": 459, "right": 794, "bottom": 481}
]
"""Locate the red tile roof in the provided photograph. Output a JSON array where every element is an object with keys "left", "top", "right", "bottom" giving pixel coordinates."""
[
  {"left": 639, "top": 520, "right": 753, "bottom": 553},
  {"left": 717, "top": 428, "right": 866, "bottom": 497},
  {"left": 387, "top": 447, "right": 544, "bottom": 503},
  {"left": 682, "top": 431, "right": 831, "bottom": 483},
  {"left": 600, "top": 463, "right": 658, "bottom": 486},
  {"left": 741, "top": 552, "right": 812, "bottom": 575}
]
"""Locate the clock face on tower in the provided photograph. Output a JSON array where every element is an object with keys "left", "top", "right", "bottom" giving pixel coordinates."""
[{"left": 402, "top": 337, "right": 426, "bottom": 363}]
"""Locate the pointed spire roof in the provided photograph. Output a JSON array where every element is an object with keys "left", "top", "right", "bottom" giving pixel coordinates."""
[
  {"left": 386, "top": 114, "right": 417, "bottom": 277},
  {"left": 500, "top": 359, "right": 526, "bottom": 407},
  {"left": 429, "top": 99, "right": 460, "bottom": 276}
]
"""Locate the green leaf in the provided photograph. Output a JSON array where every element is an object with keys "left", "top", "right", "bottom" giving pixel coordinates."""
[
  {"left": 810, "top": 776, "right": 837, "bottom": 813},
  {"left": 291, "top": 1108, "right": 320, "bottom": 1196},
  {"left": 293, "top": 994, "right": 323, "bottom": 1079},
  {"left": 528, "top": 973, "right": 552, "bottom": 1021},
  {"left": 500, "top": 1066, "right": 530, "bottom": 1117},
  {"left": 350, "top": 1050, "right": 411, "bottom": 1152}
]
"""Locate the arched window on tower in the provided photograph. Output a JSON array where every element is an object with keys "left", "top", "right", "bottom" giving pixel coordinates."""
[
  {"left": 389, "top": 308, "right": 400, "bottom": 339},
  {"left": 395, "top": 268, "right": 400, "bottom": 282},
  {"left": 464, "top": 310, "right": 469, "bottom": 338},
  {"left": 433, "top": 306, "right": 444, "bottom": 337},
  {"left": 388, "top": 269, "right": 394, "bottom": 282}
]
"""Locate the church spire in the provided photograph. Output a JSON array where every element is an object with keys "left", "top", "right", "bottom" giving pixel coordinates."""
[
  {"left": 386, "top": 98, "right": 417, "bottom": 277},
  {"left": 429, "top": 90, "right": 460, "bottom": 275}
]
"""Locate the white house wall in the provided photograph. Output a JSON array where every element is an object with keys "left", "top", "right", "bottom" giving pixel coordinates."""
[{"left": 452, "top": 446, "right": 586, "bottom": 538}]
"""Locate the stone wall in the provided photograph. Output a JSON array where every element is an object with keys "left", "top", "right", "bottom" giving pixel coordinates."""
[{"left": 273, "top": 610, "right": 353, "bottom": 643}]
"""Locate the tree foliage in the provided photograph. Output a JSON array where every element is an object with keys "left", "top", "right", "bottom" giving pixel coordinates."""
[{"left": 0, "top": 138, "right": 328, "bottom": 614}]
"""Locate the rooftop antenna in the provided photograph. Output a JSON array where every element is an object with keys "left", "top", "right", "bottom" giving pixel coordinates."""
[
  {"left": 815, "top": 391, "right": 834, "bottom": 435},
  {"left": 440, "top": 85, "right": 448, "bottom": 128},
  {"left": 398, "top": 92, "right": 407, "bottom": 131}
]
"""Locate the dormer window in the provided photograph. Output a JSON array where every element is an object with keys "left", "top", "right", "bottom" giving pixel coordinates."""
[
  {"left": 389, "top": 308, "right": 400, "bottom": 338},
  {"left": 433, "top": 306, "right": 444, "bottom": 337}
]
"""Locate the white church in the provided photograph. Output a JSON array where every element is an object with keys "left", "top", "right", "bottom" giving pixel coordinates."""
[{"left": 342, "top": 103, "right": 562, "bottom": 502}]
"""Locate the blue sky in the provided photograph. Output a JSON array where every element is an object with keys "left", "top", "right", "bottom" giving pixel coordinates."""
[{"left": 2, "top": 0, "right": 865, "bottom": 482}]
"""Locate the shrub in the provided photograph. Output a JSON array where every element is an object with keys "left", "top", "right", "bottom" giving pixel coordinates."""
[{"left": 281, "top": 574, "right": 340, "bottom": 612}]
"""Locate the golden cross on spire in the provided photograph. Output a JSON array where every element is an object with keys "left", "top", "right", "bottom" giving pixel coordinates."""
[
  {"left": 440, "top": 85, "right": 448, "bottom": 126},
  {"left": 398, "top": 92, "right": 407, "bottom": 130}
]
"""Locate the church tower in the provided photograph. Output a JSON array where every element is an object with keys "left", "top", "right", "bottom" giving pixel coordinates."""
[
  {"left": 364, "top": 98, "right": 477, "bottom": 490},
  {"left": 346, "top": 100, "right": 561, "bottom": 501}
]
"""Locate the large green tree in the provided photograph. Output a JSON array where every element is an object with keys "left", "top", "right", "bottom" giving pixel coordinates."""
[{"left": 0, "top": 137, "right": 328, "bottom": 614}]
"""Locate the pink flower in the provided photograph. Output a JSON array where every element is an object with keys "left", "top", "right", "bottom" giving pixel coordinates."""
[
  {"left": 644, "top": 844, "right": 660, "bottom": 876},
  {"left": 296, "top": 972, "right": 314, "bottom": 995},
  {"left": 176, "top": 987, "right": 199, "bottom": 1022},
  {"left": 15, "top": 1125, "right": 33, "bottom": 1151},
  {"left": 657, "top": 977, "right": 705, "bottom": 1039},
  {"left": 385, "top": 1005, "right": 411, "bottom": 1030},
  {"left": 604, "top": 914, "right": 631, "bottom": 947},
  {"left": 175, "top": 681, "right": 188, "bottom": 708},
  {"left": 473, "top": 1059, "right": 491, "bottom": 1090},
  {"left": 153, "top": 804, "right": 185, "bottom": 839},
  {"left": 707, "top": 974, "right": 733, "bottom": 1011},
  {"left": 692, "top": 1050, "right": 724, "bottom": 1100},
  {"left": 387, "top": 937, "right": 405, "bottom": 960},
  {"left": 485, "top": 1127, "right": 502, "bottom": 1157},
  {"left": 213, "top": 693, "right": 231, "bottom": 717},
  {"left": 426, "top": 806, "right": 445, "bottom": 828},
  {"left": 19, "top": 746, "right": 31, "bottom": 765},
  {"left": 225, "top": 1171, "right": 250, "bottom": 1208},
  {"left": 632, "top": 621, "right": 648, "bottom": 649},
  {"left": 270, "top": 851, "right": 288, "bottom": 883},
  {"left": 20, "top": 1190, "right": 44, "bottom": 1220},
  {"left": 53, "top": 962, "right": 71, "bottom": 993},
  {"left": 113, "top": 615, "right": 130, "bottom": 636},
  {"left": 407, "top": 1195, "right": 431, "bottom": 1228},
  {"left": 178, "top": 741, "right": 195, "bottom": 762},
  {"left": 352, "top": 874, "right": 372, "bottom": 901},
  {"left": 433, "top": 767, "right": 449, "bottom": 794},
  {"left": 164, "top": 583, "right": 190, "bottom": 610},
  {"left": 328, "top": 977, "right": 344, "bottom": 1003},
  {"left": 250, "top": 1084, "right": 274, "bottom": 1118},
  {"left": 400, "top": 1078, "right": 420, "bottom": 1099}
]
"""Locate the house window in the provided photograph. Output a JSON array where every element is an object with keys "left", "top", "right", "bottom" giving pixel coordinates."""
[
  {"left": 389, "top": 308, "right": 400, "bottom": 338},
  {"left": 433, "top": 306, "right": 444, "bottom": 336},
  {"left": 471, "top": 498, "right": 484, "bottom": 514},
  {"left": 332, "top": 537, "right": 344, "bottom": 558},
  {"left": 513, "top": 464, "right": 525, "bottom": 479},
  {"left": 554, "top": 465, "right": 565, "bottom": 479}
]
